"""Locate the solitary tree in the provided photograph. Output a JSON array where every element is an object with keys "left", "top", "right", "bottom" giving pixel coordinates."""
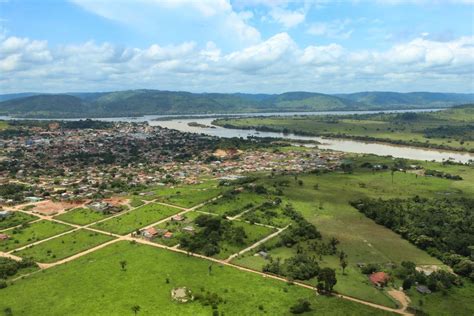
[
  {"left": 317, "top": 268, "right": 337, "bottom": 294},
  {"left": 340, "top": 258, "right": 348, "bottom": 275},
  {"left": 131, "top": 305, "right": 141, "bottom": 315},
  {"left": 120, "top": 260, "right": 127, "bottom": 271}
]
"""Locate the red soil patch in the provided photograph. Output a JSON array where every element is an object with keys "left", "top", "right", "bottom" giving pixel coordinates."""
[{"left": 32, "top": 200, "right": 85, "bottom": 216}]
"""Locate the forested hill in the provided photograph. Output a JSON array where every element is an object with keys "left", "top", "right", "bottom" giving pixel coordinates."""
[{"left": 0, "top": 89, "right": 472, "bottom": 118}]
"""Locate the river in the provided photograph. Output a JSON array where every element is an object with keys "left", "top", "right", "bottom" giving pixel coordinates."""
[{"left": 1, "top": 109, "right": 473, "bottom": 163}]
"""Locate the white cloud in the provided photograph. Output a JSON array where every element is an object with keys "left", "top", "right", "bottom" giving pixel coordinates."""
[
  {"left": 0, "top": 34, "right": 473, "bottom": 93},
  {"left": 70, "top": 0, "right": 261, "bottom": 45},
  {"left": 269, "top": 7, "right": 306, "bottom": 28},
  {"left": 307, "top": 19, "right": 354, "bottom": 39}
]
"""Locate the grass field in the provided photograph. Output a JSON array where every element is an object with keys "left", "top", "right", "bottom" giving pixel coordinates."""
[
  {"left": 14, "top": 229, "right": 115, "bottom": 263},
  {"left": 0, "top": 241, "right": 391, "bottom": 315},
  {"left": 142, "top": 181, "right": 226, "bottom": 208},
  {"left": 54, "top": 208, "right": 111, "bottom": 225},
  {"left": 1, "top": 220, "right": 73, "bottom": 252},
  {"left": 197, "top": 192, "right": 269, "bottom": 216},
  {"left": 0, "top": 212, "right": 38, "bottom": 230},
  {"left": 91, "top": 203, "right": 181, "bottom": 235},
  {"left": 228, "top": 156, "right": 474, "bottom": 308}
]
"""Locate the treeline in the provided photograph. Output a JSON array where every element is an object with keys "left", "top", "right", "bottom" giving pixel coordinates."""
[
  {"left": 0, "top": 257, "right": 37, "bottom": 288},
  {"left": 351, "top": 197, "right": 474, "bottom": 279},
  {"left": 7, "top": 119, "right": 114, "bottom": 130},
  {"left": 425, "top": 169, "right": 463, "bottom": 180},
  {"left": 424, "top": 125, "right": 474, "bottom": 141}
]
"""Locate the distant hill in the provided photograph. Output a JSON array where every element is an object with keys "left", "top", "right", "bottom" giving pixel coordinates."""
[
  {"left": 336, "top": 91, "right": 474, "bottom": 109},
  {"left": 0, "top": 92, "right": 42, "bottom": 102},
  {"left": 0, "top": 89, "right": 472, "bottom": 118}
]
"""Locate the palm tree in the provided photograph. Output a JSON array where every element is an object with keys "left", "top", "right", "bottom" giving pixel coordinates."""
[{"left": 131, "top": 305, "right": 141, "bottom": 315}]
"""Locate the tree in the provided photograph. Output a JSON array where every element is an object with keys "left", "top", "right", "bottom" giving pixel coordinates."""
[
  {"left": 317, "top": 268, "right": 337, "bottom": 294},
  {"left": 340, "top": 258, "right": 348, "bottom": 275},
  {"left": 131, "top": 305, "right": 141, "bottom": 315},
  {"left": 120, "top": 260, "right": 127, "bottom": 271}
]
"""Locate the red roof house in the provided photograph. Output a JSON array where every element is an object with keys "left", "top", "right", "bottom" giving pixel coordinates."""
[
  {"left": 0, "top": 233, "right": 10, "bottom": 241},
  {"left": 369, "top": 272, "right": 389, "bottom": 287}
]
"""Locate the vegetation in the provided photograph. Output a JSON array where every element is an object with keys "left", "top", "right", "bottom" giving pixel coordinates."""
[
  {"left": 14, "top": 230, "right": 114, "bottom": 263},
  {"left": 214, "top": 104, "right": 474, "bottom": 152},
  {"left": 0, "top": 242, "right": 389, "bottom": 315},
  {"left": 1, "top": 221, "right": 73, "bottom": 252},
  {"left": 351, "top": 197, "right": 474, "bottom": 277},
  {"left": 91, "top": 203, "right": 180, "bottom": 235},
  {"left": 54, "top": 208, "right": 112, "bottom": 225},
  {"left": 0, "top": 257, "right": 37, "bottom": 281},
  {"left": 1, "top": 90, "right": 471, "bottom": 118},
  {"left": 0, "top": 212, "right": 37, "bottom": 230}
]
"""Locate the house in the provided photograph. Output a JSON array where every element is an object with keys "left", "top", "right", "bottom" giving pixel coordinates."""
[
  {"left": 0, "top": 210, "right": 12, "bottom": 219},
  {"left": 25, "top": 196, "right": 43, "bottom": 203},
  {"left": 182, "top": 226, "right": 195, "bottom": 233},
  {"left": 369, "top": 272, "right": 390, "bottom": 287},
  {"left": 171, "top": 214, "right": 184, "bottom": 221},
  {"left": 257, "top": 251, "right": 269, "bottom": 259},
  {"left": 416, "top": 285, "right": 432, "bottom": 294},
  {"left": 163, "top": 231, "right": 173, "bottom": 239},
  {"left": 0, "top": 233, "right": 9, "bottom": 241},
  {"left": 88, "top": 201, "right": 111, "bottom": 213},
  {"left": 141, "top": 227, "right": 159, "bottom": 239}
]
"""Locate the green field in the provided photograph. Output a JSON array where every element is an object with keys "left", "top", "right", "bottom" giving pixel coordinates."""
[
  {"left": 214, "top": 105, "right": 474, "bottom": 152},
  {"left": 91, "top": 203, "right": 181, "bottom": 235},
  {"left": 197, "top": 191, "right": 269, "bottom": 216},
  {"left": 0, "top": 212, "right": 38, "bottom": 230},
  {"left": 54, "top": 208, "right": 111, "bottom": 225},
  {"left": 227, "top": 156, "right": 474, "bottom": 308},
  {"left": 1, "top": 220, "right": 73, "bottom": 252},
  {"left": 0, "top": 241, "right": 391, "bottom": 315},
  {"left": 142, "top": 181, "right": 226, "bottom": 208},
  {"left": 15, "top": 229, "right": 115, "bottom": 263}
]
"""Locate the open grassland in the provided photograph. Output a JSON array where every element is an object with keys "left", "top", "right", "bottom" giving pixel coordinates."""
[
  {"left": 91, "top": 203, "right": 180, "bottom": 235},
  {"left": 197, "top": 192, "right": 269, "bottom": 216},
  {"left": 142, "top": 180, "right": 226, "bottom": 207},
  {"left": 406, "top": 281, "right": 474, "bottom": 315},
  {"left": 14, "top": 229, "right": 114, "bottom": 263},
  {"left": 231, "top": 156, "right": 474, "bottom": 307},
  {"left": 0, "top": 241, "right": 391, "bottom": 315},
  {"left": 214, "top": 105, "right": 474, "bottom": 152},
  {"left": 0, "top": 212, "right": 38, "bottom": 230},
  {"left": 1, "top": 220, "right": 73, "bottom": 252},
  {"left": 54, "top": 208, "right": 111, "bottom": 225}
]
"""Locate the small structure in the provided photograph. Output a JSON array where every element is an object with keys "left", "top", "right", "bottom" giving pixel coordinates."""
[
  {"left": 416, "top": 285, "right": 432, "bottom": 294},
  {"left": 369, "top": 272, "right": 390, "bottom": 287},
  {"left": 141, "top": 227, "right": 159, "bottom": 239},
  {"left": 25, "top": 196, "right": 43, "bottom": 203},
  {"left": 257, "top": 251, "right": 269, "bottom": 259},
  {"left": 182, "top": 226, "right": 195, "bottom": 234},
  {"left": 0, "top": 233, "right": 10, "bottom": 241},
  {"left": 0, "top": 210, "right": 12, "bottom": 219},
  {"left": 171, "top": 287, "right": 193, "bottom": 303},
  {"left": 163, "top": 231, "right": 173, "bottom": 239},
  {"left": 171, "top": 214, "right": 184, "bottom": 222},
  {"left": 88, "top": 201, "right": 111, "bottom": 213}
]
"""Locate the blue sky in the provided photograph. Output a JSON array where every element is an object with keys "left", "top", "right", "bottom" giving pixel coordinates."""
[{"left": 0, "top": 0, "right": 473, "bottom": 93}]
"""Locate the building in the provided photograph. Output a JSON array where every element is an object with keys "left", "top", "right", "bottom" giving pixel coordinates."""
[
  {"left": 182, "top": 226, "right": 195, "bottom": 233},
  {"left": 163, "top": 231, "right": 173, "bottom": 239},
  {"left": 369, "top": 272, "right": 390, "bottom": 287},
  {"left": 416, "top": 285, "right": 432, "bottom": 294},
  {"left": 0, "top": 233, "right": 10, "bottom": 240},
  {"left": 141, "top": 227, "right": 159, "bottom": 239},
  {"left": 171, "top": 214, "right": 184, "bottom": 221},
  {"left": 0, "top": 210, "right": 12, "bottom": 219}
]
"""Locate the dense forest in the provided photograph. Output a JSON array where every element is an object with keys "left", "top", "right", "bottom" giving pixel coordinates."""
[{"left": 351, "top": 197, "right": 474, "bottom": 279}]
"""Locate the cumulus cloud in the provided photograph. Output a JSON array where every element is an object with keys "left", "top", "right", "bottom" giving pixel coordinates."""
[
  {"left": 268, "top": 7, "right": 306, "bottom": 28},
  {"left": 0, "top": 33, "right": 473, "bottom": 93},
  {"left": 307, "top": 19, "right": 354, "bottom": 39},
  {"left": 70, "top": 0, "right": 261, "bottom": 45}
]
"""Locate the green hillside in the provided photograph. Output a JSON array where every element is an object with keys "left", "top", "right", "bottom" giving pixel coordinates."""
[{"left": 0, "top": 90, "right": 472, "bottom": 118}]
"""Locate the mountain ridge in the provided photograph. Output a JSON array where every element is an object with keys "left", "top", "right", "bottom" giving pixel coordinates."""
[{"left": 0, "top": 90, "right": 472, "bottom": 118}]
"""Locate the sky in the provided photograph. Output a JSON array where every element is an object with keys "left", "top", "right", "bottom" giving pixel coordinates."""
[{"left": 0, "top": 0, "right": 473, "bottom": 94}]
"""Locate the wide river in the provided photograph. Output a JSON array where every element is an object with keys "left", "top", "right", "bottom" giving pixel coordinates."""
[{"left": 2, "top": 109, "right": 473, "bottom": 163}]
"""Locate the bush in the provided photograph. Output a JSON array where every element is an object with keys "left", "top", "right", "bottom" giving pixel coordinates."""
[{"left": 289, "top": 299, "right": 311, "bottom": 314}]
